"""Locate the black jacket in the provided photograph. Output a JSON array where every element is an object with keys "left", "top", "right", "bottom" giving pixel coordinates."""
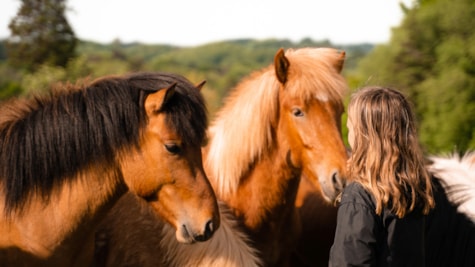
[{"left": 329, "top": 182, "right": 426, "bottom": 267}]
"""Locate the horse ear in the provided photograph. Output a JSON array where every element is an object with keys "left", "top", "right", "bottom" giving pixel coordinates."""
[
  {"left": 334, "top": 50, "right": 346, "bottom": 73},
  {"left": 195, "top": 80, "right": 206, "bottom": 91},
  {"left": 145, "top": 83, "right": 177, "bottom": 115},
  {"left": 274, "top": 48, "right": 290, "bottom": 84}
]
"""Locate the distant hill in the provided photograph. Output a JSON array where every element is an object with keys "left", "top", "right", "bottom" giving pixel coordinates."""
[
  {"left": 76, "top": 38, "right": 373, "bottom": 72},
  {"left": 74, "top": 38, "right": 373, "bottom": 112},
  {"left": 0, "top": 38, "right": 373, "bottom": 113}
]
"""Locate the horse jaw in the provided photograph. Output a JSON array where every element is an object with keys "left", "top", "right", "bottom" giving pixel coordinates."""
[
  {"left": 173, "top": 219, "right": 216, "bottom": 244},
  {"left": 161, "top": 202, "right": 263, "bottom": 267}
]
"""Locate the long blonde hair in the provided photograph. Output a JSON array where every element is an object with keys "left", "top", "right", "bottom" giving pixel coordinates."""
[{"left": 347, "top": 86, "right": 434, "bottom": 218}]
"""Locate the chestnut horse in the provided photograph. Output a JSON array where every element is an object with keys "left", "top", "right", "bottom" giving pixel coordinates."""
[
  {"left": 0, "top": 72, "right": 219, "bottom": 266},
  {"left": 201, "top": 47, "right": 348, "bottom": 266}
]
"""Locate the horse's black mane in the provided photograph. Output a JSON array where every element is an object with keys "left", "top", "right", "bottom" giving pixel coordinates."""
[{"left": 0, "top": 71, "right": 207, "bottom": 215}]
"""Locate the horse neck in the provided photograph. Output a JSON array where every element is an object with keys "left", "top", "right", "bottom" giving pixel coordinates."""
[
  {"left": 0, "top": 165, "right": 127, "bottom": 265},
  {"left": 215, "top": 139, "right": 302, "bottom": 233},
  {"left": 218, "top": 143, "right": 302, "bottom": 266}
]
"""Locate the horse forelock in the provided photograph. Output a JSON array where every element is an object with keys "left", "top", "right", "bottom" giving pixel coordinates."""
[
  {"left": 127, "top": 72, "right": 208, "bottom": 147},
  {"left": 163, "top": 87, "right": 208, "bottom": 148},
  {"left": 283, "top": 47, "right": 347, "bottom": 103},
  {"left": 206, "top": 48, "right": 347, "bottom": 197}
]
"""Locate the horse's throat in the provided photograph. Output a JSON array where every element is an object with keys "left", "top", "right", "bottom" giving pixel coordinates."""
[{"left": 229, "top": 154, "right": 302, "bottom": 231}]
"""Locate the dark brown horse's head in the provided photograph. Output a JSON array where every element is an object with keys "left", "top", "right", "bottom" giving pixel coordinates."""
[{"left": 119, "top": 73, "right": 220, "bottom": 243}]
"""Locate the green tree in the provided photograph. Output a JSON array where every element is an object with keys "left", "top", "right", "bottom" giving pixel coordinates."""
[
  {"left": 6, "top": 0, "right": 77, "bottom": 71},
  {"left": 356, "top": 0, "right": 475, "bottom": 153}
]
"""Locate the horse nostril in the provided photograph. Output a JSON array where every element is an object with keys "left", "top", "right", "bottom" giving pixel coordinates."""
[
  {"left": 193, "top": 220, "right": 215, "bottom": 242},
  {"left": 193, "top": 234, "right": 206, "bottom": 242},
  {"left": 332, "top": 172, "right": 339, "bottom": 185},
  {"left": 204, "top": 220, "right": 214, "bottom": 238},
  {"left": 332, "top": 172, "right": 345, "bottom": 190}
]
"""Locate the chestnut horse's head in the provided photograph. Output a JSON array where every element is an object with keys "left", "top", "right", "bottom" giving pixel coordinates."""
[
  {"left": 119, "top": 74, "right": 219, "bottom": 243},
  {"left": 206, "top": 48, "right": 348, "bottom": 204},
  {"left": 273, "top": 48, "right": 348, "bottom": 203}
]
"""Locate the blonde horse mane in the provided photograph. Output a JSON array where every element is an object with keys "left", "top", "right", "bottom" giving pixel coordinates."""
[
  {"left": 428, "top": 151, "right": 475, "bottom": 223},
  {"left": 160, "top": 202, "right": 262, "bottom": 267},
  {"left": 206, "top": 48, "right": 347, "bottom": 197}
]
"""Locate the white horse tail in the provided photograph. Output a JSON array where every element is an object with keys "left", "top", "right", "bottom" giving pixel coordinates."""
[
  {"left": 428, "top": 151, "right": 475, "bottom": 223},
  {"left": 161, "top": 201, "right": 262, "bottom": 267}
]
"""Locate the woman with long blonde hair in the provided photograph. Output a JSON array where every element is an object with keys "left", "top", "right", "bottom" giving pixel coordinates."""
[{"left": 329, "top": 86, "right": 435, "bottom": 266}]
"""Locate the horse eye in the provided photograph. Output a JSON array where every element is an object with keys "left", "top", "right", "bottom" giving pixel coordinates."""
[
  {"left": 292, "top": 108, "right": 304, "bottom": 117},
  {"left": 165, "top": 143, "right": 181, "bottom": 154}
]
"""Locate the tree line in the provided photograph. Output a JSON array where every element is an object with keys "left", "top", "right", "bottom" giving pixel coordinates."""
[
  {"left": 0, "top": 0, "right": 474, "bottom": 154},
  {"left": 355, "top": 0, "right": 475, "bottom": 153}
]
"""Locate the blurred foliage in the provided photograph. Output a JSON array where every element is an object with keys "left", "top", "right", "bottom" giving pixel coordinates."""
[
  {"left": 6, "top": 0, "right": 77, "bottom": 72},
  {"left": 354, "top": 0, "right": 475, "bottom": 154},
  {"left": 1, "top": 0, "right": 473, "bottom": 154},
  {"left": 0, "top": 37, "right": 367, "bottom": 122}
]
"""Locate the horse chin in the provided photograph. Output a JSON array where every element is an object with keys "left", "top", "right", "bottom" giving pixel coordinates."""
[
  {"left": 174, "top": 221, "right": 216, "bottom": 244},
  {"left": 319, "top": 184, "right": 338, "bottom": 204},
  {"left": 316, "top": 169, "right": 347, "bottom": 204},
  {"left": 306, "top": 171, "right": 342, "bottom": 204},
  {"left": 317, "top": 176, "right": 342, "bottom": 204},
  {"left": 175, "top": 225, "right": 196, "bottom": 244}
]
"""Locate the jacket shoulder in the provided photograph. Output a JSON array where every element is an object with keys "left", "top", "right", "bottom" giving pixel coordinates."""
[{"left": 340, "top": 182, "right": 376, "bottom": 210}]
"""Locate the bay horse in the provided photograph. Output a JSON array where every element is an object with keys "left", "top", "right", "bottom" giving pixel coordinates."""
[
  {"left": 0, "top": 72, "right": 219, "bottom": 266},
  {"left": 201, "top": 47, "right": 348, "bottom": 266}
]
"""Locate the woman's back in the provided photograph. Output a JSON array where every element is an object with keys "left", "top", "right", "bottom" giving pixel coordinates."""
[{"left": 330, "top": 182, "right": 426, "bottom": 266}]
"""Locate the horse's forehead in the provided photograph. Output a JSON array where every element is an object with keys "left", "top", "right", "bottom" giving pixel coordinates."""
[
  {"left": 282, "top": 73, "right": 344, "bottom": 102},
  {"left": 153, "top": 111, "right": 206, "bottom": 148},
  {"left": 281, "top": 83, "right": 342, "bottom": 106},
  {"left": 145, "top": 113, "right": 181, "bottom": 141},
  {"left": 282, "top": 53, "right": 346, "bottom": 101}
]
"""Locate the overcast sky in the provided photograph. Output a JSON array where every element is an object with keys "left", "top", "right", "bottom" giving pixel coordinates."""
[{"left": 0, "top": 0, "right": 413, "bottom": 47}]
